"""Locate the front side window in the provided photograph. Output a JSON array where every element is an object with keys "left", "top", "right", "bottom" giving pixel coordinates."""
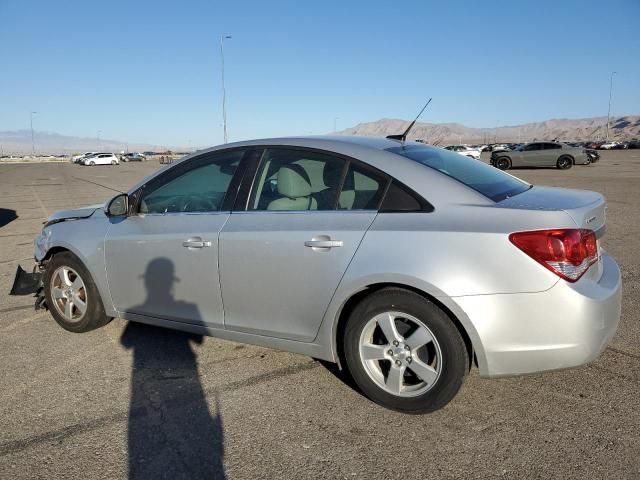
[
  {"left": 524, "top": 143, "right": 541, "bottom": 151},
  {"left": 139, "top": 150, "right": 243, "bottom": 214},
  {"left": 387, "top": 144, "right": 530, "bottom": 202},
  {"left": 248, "top": 148, "right": 346, "bottom": 211}
]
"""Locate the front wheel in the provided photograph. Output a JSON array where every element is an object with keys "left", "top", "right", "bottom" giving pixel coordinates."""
[
  {"left": 43, "top": 252, "right": 111, "bottom": 333},
  {"left": 111, "top": 160, "right": 117, "bottom": 165},
  {"left": 557, "top": 156, "right": 573, "bottom": 170},
  {"left": 88, "top": 161, "right": 95, "bottom": 166},
  {"left": 343, "top": 288, "right": 468, "bottom": 413}
]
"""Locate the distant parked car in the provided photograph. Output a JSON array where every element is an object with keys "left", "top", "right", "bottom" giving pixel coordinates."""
[
  {"left": 627, "top": 140, "right": 640, "bottom": 149},
  {"left": 492, "top": 144, "right": 510, "bottom": 152},
  {"left": 444, "top": 145, "right": 481, "bottom": 160},
  {"left": 73, "top": 152, "right": 97, "bottom": 164},
  {"left": 490, "top": 142, "right": 592, "bottom": 170},
  {"left": 120, "top": 152, "right": 146, "bottom": 162},
  {"left": 599, "top": 142, "right": 619, "bottom": 150},
  {"left": 82, "top": 153, "right": 119, "bottom": 166}
]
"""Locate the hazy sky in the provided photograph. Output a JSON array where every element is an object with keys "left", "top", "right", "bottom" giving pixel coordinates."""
[{"left": 1, "top": 0, "right": 638, "bottom": 147}]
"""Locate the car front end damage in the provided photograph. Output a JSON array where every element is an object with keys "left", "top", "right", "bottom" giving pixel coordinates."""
[{"left": 8, "top": 203, "right": 104, "bottom": 309}]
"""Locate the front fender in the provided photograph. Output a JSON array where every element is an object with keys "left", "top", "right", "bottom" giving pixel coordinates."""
[{"left": 35, "top": 218, "right": 116, "bottom": 317}]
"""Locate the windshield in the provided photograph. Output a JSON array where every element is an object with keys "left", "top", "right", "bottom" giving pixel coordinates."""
[{"left": 386, "top": 144, "right": 530, "bottom": 202}]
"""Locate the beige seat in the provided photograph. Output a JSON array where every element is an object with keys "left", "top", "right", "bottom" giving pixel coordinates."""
[{"left": 267, "top": 164, "right": 318, "bottom": 211}]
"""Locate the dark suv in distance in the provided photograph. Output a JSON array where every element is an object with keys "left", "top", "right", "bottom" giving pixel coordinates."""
[
  {"left": 120, "top": 152, "right": 146, "bottom": 162},
  {"left": 490, "top": 142, "right": 593, "bottom": 170}
]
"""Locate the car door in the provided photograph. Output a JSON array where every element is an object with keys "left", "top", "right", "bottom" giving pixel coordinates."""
[
  {"left": 219, "top": 147, "right": 388, "bottom": 342},
  {"left": 542, "top": 142, "right": 562, "bottom": 166},
  {"left": 105, "top": 148, "right": 249, "bottom": 328},
  {"left": 520, "top": 143, "right": 543, "bottom": 166}
]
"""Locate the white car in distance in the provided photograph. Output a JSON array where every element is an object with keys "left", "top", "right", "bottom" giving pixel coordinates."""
[
  {"left": 444, "top": 145, "right": 482, "bottom": 160},
  {"left": 73, "top": 152, "right": 97, "bottom": 164},
  {"left": 82, "top": 153, "right": 119, "bottom": 166}
]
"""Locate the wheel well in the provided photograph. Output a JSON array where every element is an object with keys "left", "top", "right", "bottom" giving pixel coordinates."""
[
  {"left": 334, "top": 283, "right": 476, "bottom": 371},
  {"left": 41, "top": 246, "right": 71, "bottom": 263}
]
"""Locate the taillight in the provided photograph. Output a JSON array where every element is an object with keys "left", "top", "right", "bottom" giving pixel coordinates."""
[{"left": 509, "top": 229, "right": 598, "bottom": 282}]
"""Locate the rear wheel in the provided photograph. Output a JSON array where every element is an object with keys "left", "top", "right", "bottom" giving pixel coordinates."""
[
  {"left": 343, "top": 288, "right": 468, "bottom": 413},
  {"left": 43, "top": 252, "right": 111, "bottom": 333},
  {"left": 557, "top": 156, "right": 573, "bottom": 170},
  {"left": 495, "top": 157, "right": 511, "bottom": 170},
  {"left": 89, "top": 160, "right": 95, "bottom": 166}
]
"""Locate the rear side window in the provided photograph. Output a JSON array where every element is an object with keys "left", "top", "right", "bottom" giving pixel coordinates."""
[
  {"left": 387, "top": 144, "right": 530, "bottom": 202},
  {"left": 544, "top": 143, "right": 561, "bottom": 149}
]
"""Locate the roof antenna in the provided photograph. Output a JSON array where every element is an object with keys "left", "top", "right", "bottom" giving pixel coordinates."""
[{"left": 386, "top": 98, "right": 432, "bottom": 142}]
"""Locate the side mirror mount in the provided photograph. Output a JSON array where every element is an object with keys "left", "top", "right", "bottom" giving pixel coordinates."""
[{"left": 105, "top": 193, "right": 129, "bottom": 217}]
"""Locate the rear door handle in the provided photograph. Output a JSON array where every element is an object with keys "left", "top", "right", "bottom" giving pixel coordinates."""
[
  {"left": 182, "top": 237, "right": 212, "bottom": 249},
  {"left": 304, "top": 235, "right": 343, "bottom": 250}
]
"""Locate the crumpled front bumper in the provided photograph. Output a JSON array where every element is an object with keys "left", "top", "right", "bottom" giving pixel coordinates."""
[{"left": 9, "top": 264, "right": 46, "bottom": 310}]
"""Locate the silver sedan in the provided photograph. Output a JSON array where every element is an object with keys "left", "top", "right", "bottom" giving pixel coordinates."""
[{"left": 20, "top": 136, "right": 621, "bottom": 413}]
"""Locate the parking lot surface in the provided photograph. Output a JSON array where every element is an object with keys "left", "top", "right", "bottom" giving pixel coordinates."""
[{"left": 1, "top": 151, "right": 639, "bottom": 479}]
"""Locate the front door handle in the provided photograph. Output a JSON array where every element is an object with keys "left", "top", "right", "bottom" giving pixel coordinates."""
[
  {"left": 183, "top": 237, "right": 212, "bottom": 249},
  {"left": 304, "top": 235, "right": 343, "bottom": 250}
]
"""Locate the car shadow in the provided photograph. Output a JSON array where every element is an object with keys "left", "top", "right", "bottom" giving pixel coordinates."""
[
  {"left": 0, "top": 208, "right": 17, "bottom": 229},
  {"left": 121, "top": 257, "right": 225, "bottom": 479}
]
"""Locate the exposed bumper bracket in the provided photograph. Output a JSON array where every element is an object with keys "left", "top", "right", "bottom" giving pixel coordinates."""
[{"left": 9, "top": 264, "right": 47, "bottom": 311}]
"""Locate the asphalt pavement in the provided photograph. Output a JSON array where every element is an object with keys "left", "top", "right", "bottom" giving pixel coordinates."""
[{"left": 0, "top": 151, "right": 638, "bottom": 479}]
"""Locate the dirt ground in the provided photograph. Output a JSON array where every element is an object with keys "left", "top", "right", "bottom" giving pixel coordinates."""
[{"left": 0, "top": 150, "right": 638, "bottom": 479}]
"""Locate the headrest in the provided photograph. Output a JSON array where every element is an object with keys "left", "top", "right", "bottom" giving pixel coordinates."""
[
  {"left": 323, "top": 162, "right": 343, "bottom": 188},
  {"left": 277, "top": 164, "right": 312, "bottom": 198}
]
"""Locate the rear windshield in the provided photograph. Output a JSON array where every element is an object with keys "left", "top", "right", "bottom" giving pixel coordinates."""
[{"left": 386, "top": 144, "right": 530, "bottom": 202}]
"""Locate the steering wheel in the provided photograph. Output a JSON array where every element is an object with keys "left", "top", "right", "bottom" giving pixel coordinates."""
[{"left": 180, "top": 194, "right": 217, "bottom": 212}]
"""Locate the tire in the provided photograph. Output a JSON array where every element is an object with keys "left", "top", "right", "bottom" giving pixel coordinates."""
[
  {"left": 495, "top": 157, "right": 511, "bottom": 170},
  {"left": 342, "top": 288, "right": 468, "bottom": 413},
  {"left": 43, "top": 251, "right": 111, "bottom": 333},
  {"left": 111, "top": 160, "right": 117, "bottom": 165},
  {"left": 556, "top": 156, "right": 573, "bottom": 170},
  {"left": 89, "top": 161, "right": 95, "bottom": 166}
]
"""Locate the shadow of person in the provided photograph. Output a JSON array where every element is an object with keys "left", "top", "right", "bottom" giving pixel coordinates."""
[
  {"left": 121, "top": 258, "right": 225, "bottom": 479},
  {"left": 0, "top": 208, "right": 17, "bottom": 229}
]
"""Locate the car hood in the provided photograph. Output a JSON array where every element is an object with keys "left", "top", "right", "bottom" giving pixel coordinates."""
[{"left": 46, "top": 203, "right": 104, "bottom": 223}]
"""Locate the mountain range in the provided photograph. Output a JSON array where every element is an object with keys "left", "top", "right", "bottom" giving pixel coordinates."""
[
  {"left": 0, "top": 130, "right": 185, "bottom": 156},
  {"left": 336, "top": 116, "right": 640, "bottom": 144},
  {"left": 2, "top": 115, "right": 639, "bottom": 155}
]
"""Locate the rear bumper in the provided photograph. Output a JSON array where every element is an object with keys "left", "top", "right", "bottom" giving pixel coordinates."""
[{"left": 455, "top": 252, "right": 621, "bottom": 378}]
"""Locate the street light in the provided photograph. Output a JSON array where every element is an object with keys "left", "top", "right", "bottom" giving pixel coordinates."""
[
  {"left": 220, "top": 35, "right": 232, "bottom": 143},
  {"left": 606, "top": 71, "right": 617, "bottom": 141},
  {"left": 30, "top": 111, "right": 37, "bottom": 157}
]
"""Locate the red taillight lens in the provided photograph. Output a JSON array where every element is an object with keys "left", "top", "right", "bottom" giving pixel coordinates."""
[{"left": 509, "top": 229, "right": 598, "bottom": 282}]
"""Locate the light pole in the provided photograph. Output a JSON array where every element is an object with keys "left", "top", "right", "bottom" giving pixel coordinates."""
[
  {"left": 97, "top": 130, "right": 102, "bottom": 150},
  {"left": 220, "top": 35, "right": 232, "bottom": 143},
  {"left": 606, "top": 71, "right": 617, "bottom": 141},
  {"left": 30, "top": 111, "right": 37, "bottom": 157}
]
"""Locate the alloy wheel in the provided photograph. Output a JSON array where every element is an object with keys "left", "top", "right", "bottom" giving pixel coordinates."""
[
  {"left": 50, "top": 266, "right": 88, "bottom": 322},
  {"left": 358, "top": 311, "right": 442, "bottom": 397}
]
